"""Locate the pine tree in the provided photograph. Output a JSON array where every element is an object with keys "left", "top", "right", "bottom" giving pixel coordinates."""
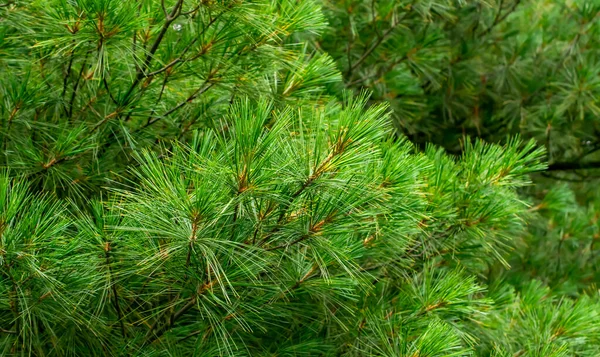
[
  {"left": 0, "top": 0, "right": 599, "bottom": 355},
  {"left": 0, "top": 94, "right": 549, "bottom": 355},
  {"left": 321, "top": 0, "right": 600, "bottom": 348},
  {"left": 321, "top": 0, "right": 600, "bottom": 161},
  {"left": 0, "top": 0, "right": 339, "bottom": 201}
]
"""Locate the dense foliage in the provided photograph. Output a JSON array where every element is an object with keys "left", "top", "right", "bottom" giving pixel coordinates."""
[
  {"left": 0, "top": 0, "right": 599, "bottom": 355},
  {"left": 321, "top": 0, "right": 600, "bottom": 295}
]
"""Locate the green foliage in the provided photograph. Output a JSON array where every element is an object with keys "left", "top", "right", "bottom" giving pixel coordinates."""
[
  {"left": 0, "top": 0, "right": 598, "bottom": 355},
  {"left": 0, "top": 0, "right": 339, "bottom": 200},
  {"left": 321, "top": 0, "right": 600, "bottom": 165},
  {"left": 0, "top": 96, "right": 547, "bottom": 354},
  {"left": 320, "top": 0, "right": 600, "bottom": 353},
  {"left": 480, "top": 281, "right": 600, "bottom": 357}
]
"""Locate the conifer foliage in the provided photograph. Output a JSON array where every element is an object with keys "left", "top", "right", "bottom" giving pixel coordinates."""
[
  {"left": 0, "top": 0, "right": 338, "bottom": 200},
  {"left": 0, "top": 95, "right": 547, "bottom": 355},
  {"left": 321, "top": 0, "right": 600, "bottom": 305},
  {"left": 0, "top": 0, "right": 599, "bottom": 356}
]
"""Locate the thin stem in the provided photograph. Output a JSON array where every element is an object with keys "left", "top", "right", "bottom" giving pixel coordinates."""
[
  {"left": 186, "top": 219, "right": 199, "bottom": 271},
  {"left": 143, "top": 81, "right": 215, "bottom": 129},
  {"left": 3, "top": 103, "right": 21, "bottom": 151},
  {"left": 144, "top": 37, "right": 199, "bottom": 78},
  {"left": 144, "top": 73, "right": 170, "bottom": 126},
  {"left": 479, "top": 0, "right": 520, "bottom": 37},
  {"left": 103, "top": 78, "right": 118, "bottom": 106},
  {"left": 547, "top": 161, "right": 600, "bottom": 171},
  {"left": 347, "top": 25, "right": 396, "bottom": 77},
  {"left": 68, "top": 51, "right": 91, "bottom": 119},
  {"left": 346, "top": 4, "right": 413, "bottom": 78},
  {"left": 0, "top": 266, "right": 20, "bottom": 340},
  {"left": 146, "top": 297, "right": 197, "bottom": 343},
  {"left": 61, "top": 47, "right": 76, "bottom": 99},
  {"left": 123, "top": 0, "right": 184, "bottom": 103},
  {"left": 105, "top": 243, "right": 126, "bottom": 338},
  {"left": 144, "top": 279, "right": 216, "bottom": 345},
  {"left": 258, "top": 148, "right": 342, "bottom": 247}
]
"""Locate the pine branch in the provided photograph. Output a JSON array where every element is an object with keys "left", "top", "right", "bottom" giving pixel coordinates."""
[
  {"left": 540, "top": 172, "right": 595, "bottom": 182},
  {"left": 141, "top": 80, "right": 215, "bottom": 130},
  {"left": 3, "top": 102, "right": 21, "bottom": 151},
  {"left": 346, "top": 53, "right": 409, "bottom": 87},
  {"left": 144, "top": 280, "right": 215, "bottom": 345},
  {"left": 103, "top": 78, "right": 119, "bottom": 106},
  {"left": 104, "top": 242, "right": 126, "bottom": 338},
  {"left": 0, "top": 266, "right": 19, "bottom": 335},
  {"left": 478, "top": 0, "right": 522, "bottom": 37},
  {"left": 547, "top": 161, "right": 600, "bottom": 171},
  {"left": 257, "top": 148, "right": 342, "bottom": 248},
  {"left": 123, "top": 0, "right": 185, "bottom": 103},
  {"left": 61, "top": 47, "right": 76, "bottom": 99},
  {"left": 67, "top": 51, "right": 91, "bottom": 119},
  {"left": 142, "top": 10, "right": 226, "bottom": 78},
  {"left": 346, "top": 18, "right": 399, "bottom": 78}
]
